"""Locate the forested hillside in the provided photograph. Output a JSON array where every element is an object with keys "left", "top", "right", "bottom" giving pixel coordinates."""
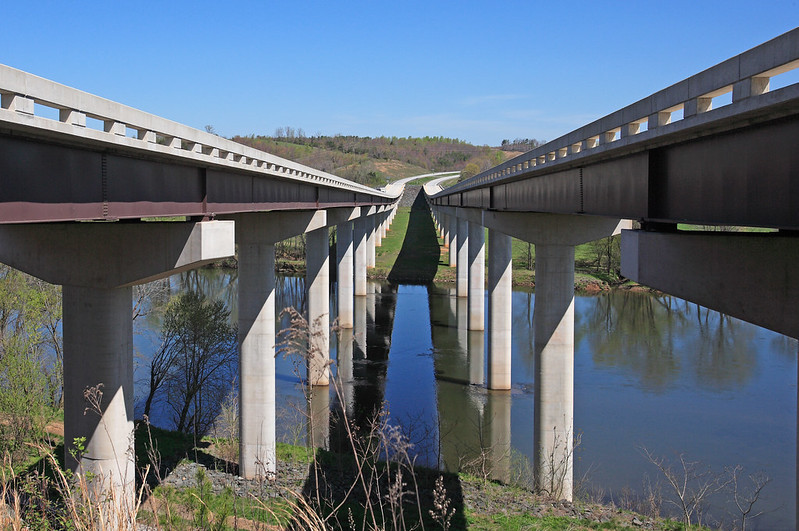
[{"left": 232, "top": 129, "right": 530, "bottom": 187}]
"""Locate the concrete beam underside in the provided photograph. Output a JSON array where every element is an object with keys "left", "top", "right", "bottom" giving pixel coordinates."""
[{"left": 621, "top": 229, "right": 799, "bottom": 339}]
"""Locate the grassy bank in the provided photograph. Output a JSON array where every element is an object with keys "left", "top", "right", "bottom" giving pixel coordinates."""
[{"left": 138, "top": 425, "right": 695, "bottom": 529}]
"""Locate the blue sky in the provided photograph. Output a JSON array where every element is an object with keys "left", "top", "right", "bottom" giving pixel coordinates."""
[{"left": 2, "top": 1, "right": 797, "bottom": 146}]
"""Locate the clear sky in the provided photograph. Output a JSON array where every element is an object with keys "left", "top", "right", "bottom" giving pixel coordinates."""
[{"left": 2, "top": 1, "right": 797, "bottom": 146}]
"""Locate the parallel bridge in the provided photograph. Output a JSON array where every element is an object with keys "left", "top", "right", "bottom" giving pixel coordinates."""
[{"left": 427, "top": 27, "right": 799, "bottom": 506}]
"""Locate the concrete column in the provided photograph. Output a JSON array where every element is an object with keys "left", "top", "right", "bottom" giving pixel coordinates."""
[
  {"left": 443, "top": 215, "right": 450, "bottom": 248},
  {"left": 488, "top": 230, "right": 513, "bottom": 390},
  {"left": 237, "top": 225, "right": 276, "bottom": 478},
  {"left": 456, "top": 218, "right": 469, "bottom": 297},
  {"left": 468, "top": 222, "right": 485, "bottom": 330},
  {"left": 63, "top": 285, "right": 134, "bottom": 508},
  {"left": 336, "top": 221, "right": 354, "bottom": 328},
  {"left": 367, "top": 216, "right": 376, "bottom": 267},
  {"left": 306, "top": 227, "right": 330, "bottom": 386},
  {"left": 374, "top": 214, "right": 383, "bottom": 247},
  {"left": 354, "top": 217, "right": 368, "bottom": 296},
  {"left": 0, "top": 221, "right": 234, "bottom": 523},
  {"left": 533, "top": 244, "right": 575, "bottom": 501},
  {"left": 449, "top": 216, "right": 458, "bottom": 267}
]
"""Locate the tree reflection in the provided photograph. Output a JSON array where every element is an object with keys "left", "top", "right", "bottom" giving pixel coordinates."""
[{"left": 577, "top": 292, "right": 761, "bottom": 391}]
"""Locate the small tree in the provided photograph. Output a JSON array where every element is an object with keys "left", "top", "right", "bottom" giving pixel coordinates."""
[
  {"left": 459, "top": 162, "right": 480, "bottom": 181},
  {"left": 148, "top": 290, "right": 237, "bottom": 439}
]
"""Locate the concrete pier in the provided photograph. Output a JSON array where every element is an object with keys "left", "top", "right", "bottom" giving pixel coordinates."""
[
  {"left": 477, "top": 212, "right": 627, "bottom": 501},
  {"left": 456, "top": 218, "right": 469, "bottom": 297},
  {"left": 468, "top": 221, "right": 485, "bottom": 330},
  {"left": 63, "top": 285, "right": 134, "bottom": 498},
  {"left": 354, "top": 216, "right": 368, "bottom": 296},
  {"left": 449, "top": 216, "right": 458, "bottom": 267},
  {"left": 367, "top": 215, "right": 376, "bottom": 267},
  {"left": 306, "top": 227, "right": 330, "bottom": 386},
  {"left": 235, "top": 210, "right": 327, "bottom": 479},
  {"left": 237, "top": 217, "right": 277, "bottom": 478},
  {"left": 354, "top": 294, "right": 367, "bottom": 360},
  {"left": 336, "top": 221, "right": 354, "bottom": 328},
  {"left": 487, "top": 230, "right": 513, "bottom": 390},
  {"left": 533, "top": 244, "right": 575, "bottom": 500},
  {"left": 374, "top": 213, "right": 383, "bottom": 247},
  {"left": 0, "top": 221, "right": 234, "bottom": 516}
]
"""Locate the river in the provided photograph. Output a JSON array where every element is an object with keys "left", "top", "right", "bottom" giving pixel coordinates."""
[{"left": 133, "top": 270, "right": 797, "bottom": 529}]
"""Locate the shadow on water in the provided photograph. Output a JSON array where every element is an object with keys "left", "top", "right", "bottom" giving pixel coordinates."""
[
  {"left": 387, "top": 188, "right": 441, "bottom": 284},
  {"left": 299, "top": 280, "right": 467, "bottom": 530}
]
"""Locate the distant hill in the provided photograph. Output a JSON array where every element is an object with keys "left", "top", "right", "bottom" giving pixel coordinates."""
[{"left": 231, "top": 132, "right": 523, "bottom": 187}]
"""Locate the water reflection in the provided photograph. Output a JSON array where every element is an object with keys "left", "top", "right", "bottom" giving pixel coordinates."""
[
  {"left": 576, "top": 291, "right": 760, "bottom": 391},
  {"left": 134, "top": 270, "right": 797, "bottom": 529}
]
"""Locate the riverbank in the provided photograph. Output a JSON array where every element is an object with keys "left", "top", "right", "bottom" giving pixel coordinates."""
[{"left": 142, "top": 431, "right": 682, "bottom": 530}]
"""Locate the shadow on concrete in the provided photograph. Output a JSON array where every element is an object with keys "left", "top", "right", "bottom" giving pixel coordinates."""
[{"left": 387, "top": 189, "right": 441, "bottom": 284}]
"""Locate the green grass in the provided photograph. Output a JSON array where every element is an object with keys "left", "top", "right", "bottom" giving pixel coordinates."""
[
  {"left": 677, "top": 223, "right": 777, "bottom": 233},
  {"left": 143, "top": 472, "right": 292, "bottom": 529}
]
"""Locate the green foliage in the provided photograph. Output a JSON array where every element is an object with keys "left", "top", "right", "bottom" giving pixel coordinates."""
[
  {"left": 232, "top": 132, "right": 514, "bottom": 184},
  {"left": 459, "top": 162, "right": 480, "bottom": 181},
  {"left": 0, "top": 265, "right": 61, "bottom": 465}
]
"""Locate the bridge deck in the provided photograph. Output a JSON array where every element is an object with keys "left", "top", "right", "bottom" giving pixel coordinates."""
[
  {"left": 431, "top": 28, "right": 799, "bottom": 231},
  {"left": 0, "top": 64, "right": 395, "bottom": 223}
]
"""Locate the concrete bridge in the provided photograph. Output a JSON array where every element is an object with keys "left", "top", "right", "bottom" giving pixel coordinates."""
[
  {"left": 0, "top": 63, "right": 402, "bottom": 515},
  {"left": 427, "top": 28, "right": 799, "bottom": 503},
  {"left": 2, "top": 25, "right": 798, "bottom": 522}
]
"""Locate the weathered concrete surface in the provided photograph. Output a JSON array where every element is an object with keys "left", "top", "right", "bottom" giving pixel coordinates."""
[
  {"left": 487, "top": 230, "right": 512, "bottom": 390},
  {"left": 306, "top": 227, "right": 330, "bottom": 386},
  {"left": 621, "top": 229, "right": 799, "bottom": 339},
  {"left": 337, "top": 221, "right": 354, "bottom": 328},
  {"left": 468, "top": 221, "right": 485, "bottom": 330}
]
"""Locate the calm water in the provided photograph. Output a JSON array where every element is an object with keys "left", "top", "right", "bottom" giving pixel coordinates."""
[{"left": 134, "top": 271, "right": 797, "bottom": 529}]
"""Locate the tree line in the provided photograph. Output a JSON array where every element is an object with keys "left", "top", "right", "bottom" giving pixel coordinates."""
[{"left": 232, "top": 131, "right": 511, "bottom": 186}]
